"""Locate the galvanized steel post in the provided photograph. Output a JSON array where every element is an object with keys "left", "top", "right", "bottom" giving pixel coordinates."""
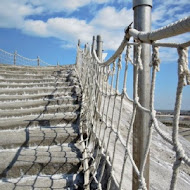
[{"left": 133, "top": 0, "right": 152, "bottom": 190}]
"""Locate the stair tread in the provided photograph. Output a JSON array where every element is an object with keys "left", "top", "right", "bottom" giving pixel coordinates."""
[
  {"left": 0, "top": 85, "right": 80, "bottom": 94},
  {"left": 0, "top": 94, "right": 79, "bottom": 102},
  {"left": 0, "top": 68, "right": 72, "bottom": 74},
  {"left": 0, "top": 144, "right": 82, "bottom": 178},
  {"left": 0, "top": 64, "right": 74, "bottom": 71},
  {"left": 0, "top": 125, "right": 79, "bottom": 148},
  {"left": 0, "top": 81, "right": 75, "bottom": 87},
  {"left": 0, "top": 100, "right": 79, "bottom": 110},
  {"left": 0, "top": 144, "right": 81, "bottom": 166},
  {"left": 0, "top": 173, "right": 82, "bottom": 189},
  {"left": 0, "top": 78, "right": 72, "bottom": 83},
  {"left": 0, "top": 112, "right": 79, "bottom": 122}
]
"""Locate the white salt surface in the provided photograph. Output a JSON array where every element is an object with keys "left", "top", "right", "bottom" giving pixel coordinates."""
[{"left": 97, "top": 95, "right": 190, "bottom": 189}]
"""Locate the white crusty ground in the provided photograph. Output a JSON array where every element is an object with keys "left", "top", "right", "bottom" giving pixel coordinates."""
[{"left": 98, "top": 96, "right": 190, "bottom": 189}]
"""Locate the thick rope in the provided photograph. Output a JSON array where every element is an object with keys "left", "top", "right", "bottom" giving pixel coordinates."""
[{"left": 129, "top": 16, "right": 190, "bottom": 42}]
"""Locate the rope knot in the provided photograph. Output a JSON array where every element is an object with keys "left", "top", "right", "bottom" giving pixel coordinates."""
[
  {"left": 117, "top": 54, "right": 122, "bottom": 70},
  {"left": 138, "top": 177, "right": 147, "bottom": 190},
  {"left": 178, "top": 47, "right": 190, "bottom": 86},
  {"left": 151, "top": 45, "right": 160, "bottom": 71},
  {"left": 135, "top": 43, "right": 143, "bottom": 70},
  {"left": 125, "top": 45, "right": 132, "bottom": 63},
  {"left": 174, "top": 143, "right": 185, "bottom": 160},
  {"left": 150, "top": 110, "right": 156, "bottom": 118}
]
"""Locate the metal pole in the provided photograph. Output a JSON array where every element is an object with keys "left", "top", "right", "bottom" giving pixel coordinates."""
[
  {"left": 14, "top": 51, "right": 17, "bottom": 65},
  {"left": 96, "top": 35, "right": 103, "bottom": 61},
  {"left": 133, "top": 0, "right": 152, "bottom": 190},
  {"left": 92, "top": 36, "right": 95, "bottom": 54},
  {"left": 78, "top": 39, "right": 81, "bottom": 47},
  {"left": 37, "top": 56, "right": 40, "bottom": 66},
  {"left": 76, "top": 39, "right": 80, "bottom": 66}
]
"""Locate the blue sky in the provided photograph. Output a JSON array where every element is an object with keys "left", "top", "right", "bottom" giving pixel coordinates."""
[{"left": 0, "top": 0, "right": 189, "bottom": 110}]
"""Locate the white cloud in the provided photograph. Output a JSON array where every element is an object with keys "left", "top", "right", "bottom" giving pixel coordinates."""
[
  {"left": 27, "top": 0, "right": 109, "bottom": 13},
  {"left": 91, "top": 6, "right": 133, "bottom": 29},
  {"left": 23, "top": 20, "right": 49, "bottom": 37},
  {"left": 152, "top": 0, "right": 190, "bottom": 29},
  {"left": 0, "top": 0, "right": 42, "bottom": 28},
  {"left": 47, "top": 17, "right": 94, "bottom": 43},
  {"left": 89, "top": 6, "right": 133, "bottom": 49},
  {"left": 28, "top": 0, "right": 90, "bottom": 13},
  {"left": 0, "top": 0, "right": 189, "bottom": 51},
  {"left": 20, "top": 17, "right": 94, "bottom": 48},
  {"left": 16, "top": 6, "right": 133, "bottom": 50},
  {"left": 0, "top": 0, "right": 110, "bottom": 28}
]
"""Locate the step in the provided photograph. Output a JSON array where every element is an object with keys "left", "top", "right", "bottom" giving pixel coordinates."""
[
  {"left": 0, "top": 72, "right": 77, "bottom": 80},
  {"left": 0, "top": 112, "right": 79, "bottom": 130},
  {"left": 0, "top": 67, "right": 74, "bottom": 75},
  {"left": 0, "top": 144, "right": 82, "bottom": 178},
  {"left": 0, "top": 63, "right": 74, "bottom": 71},
  {"left": 0, "top": 78, "right": 67, "bottom": 83},
  {"left": 0, "top": 104, "right": 80, "bottom": 118},
  {"left": 0, "top": 81, "right": 78, "bottom": 88},
  {"left": 0, "top": 173, "right": 83, "bottom": 189},
  {"left": 0, "top": 86, "right": 81, "bottom": 95},
  {"left": 0, "top": 94, "right": 80, "bottom": 102},
  {"left": 0, "top": 98, "right": 79, "bottom": 110},
  {"left": 0, "top": 75, "right": 79, "bottom": 83},
  {"left": 0, "top": 124, "right": 80, "bottom": 148}
]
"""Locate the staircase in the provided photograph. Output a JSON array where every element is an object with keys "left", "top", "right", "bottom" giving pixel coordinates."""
[{"left": 0, "top": 64, "right": 83, "bottom": 189}]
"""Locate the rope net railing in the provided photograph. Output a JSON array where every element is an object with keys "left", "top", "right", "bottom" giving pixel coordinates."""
[
  {"left": 0, "top": 49, "right": 52, "bottom": 66},
  {"left": 75, "top": 16, "right": 190, "bottom": 190}
]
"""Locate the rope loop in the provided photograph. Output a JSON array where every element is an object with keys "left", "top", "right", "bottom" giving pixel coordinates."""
[
  {"left": 177, "top": 47, "right": 190, "bottom": 85},
  {"left": 135, "top": 43, "right": 143, "bottom": 70},
  {"left": 174, "top": 143, "right": 185, "bottom": 160},
  {"left": 117, "top": 54, "right": 122, "bottom": 70},
  {"left": 138, "top": 177, "right": 147, "bottom": 190},
  {"left": 125, "top": 44, "right": 132, "bottom": 63},
  {"left": 151, "top": 45, "right": 161, "bottom": 72}
]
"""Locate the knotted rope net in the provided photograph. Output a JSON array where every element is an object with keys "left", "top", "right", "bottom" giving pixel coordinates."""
[{"left": 75, "top": 16, "right": 190, "bottom": 190}]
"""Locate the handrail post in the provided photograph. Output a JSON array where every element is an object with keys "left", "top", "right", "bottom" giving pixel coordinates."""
[
  {"left": 96, "top": 35, "right": 103, "bottom": 61},
  {"left": 96, "top": 35, "right": 103, "bottom": 114},
  {"left": 76, "top": 39, "right": 80, "bottom": 66},
  {"left": 14, "top": 51, "right": 17, "bottom": 65},
  {"left": 37, "top": 56, "right": 40, "bottom": 66},
  {"left": 78, "top": 39, "right": 81, "bottom": 47},
  {"left": 91, "top": 36, "right": 96, "bottom": 54},
  {"left": 133, "top": 0, "right": 152, "bottom": 190}
]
